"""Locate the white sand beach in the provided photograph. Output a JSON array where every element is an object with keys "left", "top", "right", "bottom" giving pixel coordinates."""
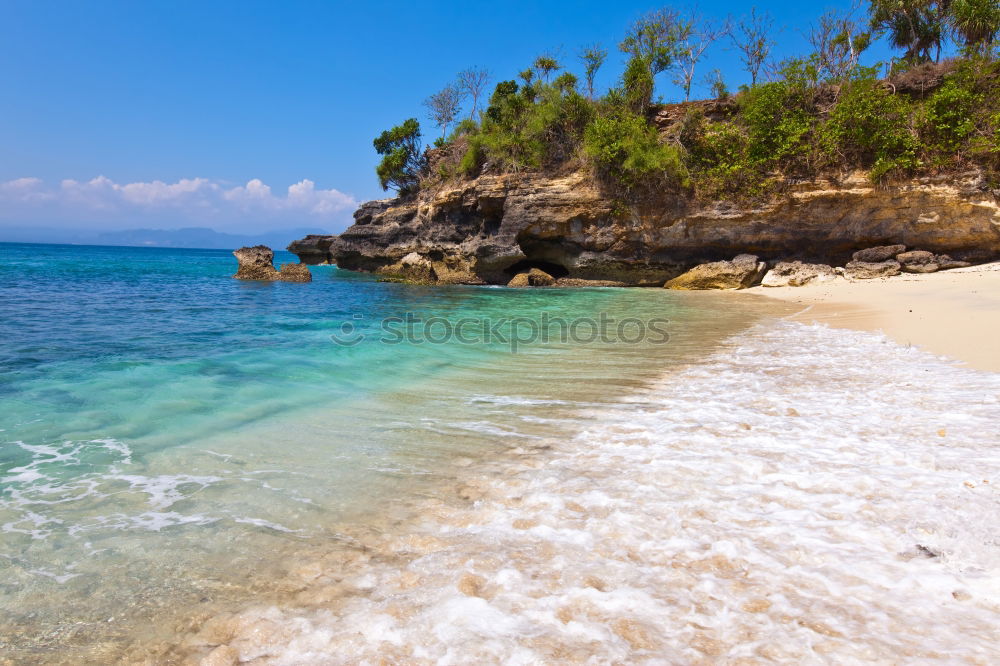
[{"left": 750, "top": 262, "right": 1000, "bottom": 372}]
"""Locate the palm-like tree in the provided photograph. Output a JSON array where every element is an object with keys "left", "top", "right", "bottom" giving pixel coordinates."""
[
  {"left": 870, "top": 0, "right": 948, "bottom": 62},
  {"left": 949, "top": 0, "right": 1000, "bottom": 53}
]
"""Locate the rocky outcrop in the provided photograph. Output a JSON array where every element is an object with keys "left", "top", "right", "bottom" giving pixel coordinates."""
[
  {"left": 896, "top": 250, "right": 939, "bottom": 273},
  {"left": 289, "top": 169, "right": 1000, "bottom": 286},
  {"left": 507, "top": 268, "right": 555, "bottom": 287},
  {"left": 665, "top": 254, "right": 767, "bottom": 290},
  {"left": 233, "top": 245, "right": 280, "bottom": 280},
  {"left": 844, "top": 260, "right": 902, "bottom": 280},
  {"left": 232, "top": 246, "right": 312, "bottom": 282},
  {"left": 761, "top": 261, "right": 838, "bottom": 287},
  {"left": 277, "top": 262, "right": 312, "bottom": 282},
  {"left": 893, "top": 250, "right": 971, "bottom": 273},
  {"left": 286, "top": 235, "right": 337, "bottom": 265},
  {"left": 852, "top": 245, "right": 907, "bottom": 263},
  {"left": 937, "top": 255, "right": 972, "bottom": 270}
]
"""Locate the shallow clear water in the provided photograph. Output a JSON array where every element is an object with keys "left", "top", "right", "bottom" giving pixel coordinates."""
[
  {"left": 173, "top": 324, "right": 1000, "bottom": 666},
  {"left": 0, "top": 242, "right": 784, "bottom": 662}
]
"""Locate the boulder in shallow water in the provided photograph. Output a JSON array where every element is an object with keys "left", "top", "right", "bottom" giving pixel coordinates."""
[
  {"left": 852, "top": 244, "right": 907, "bottom": 263},
  {"left": 507, "top": 268, "right": 555, "bottom": 287},
  {"left": 233, "top": 245, "right": 279, "bottom": 280},
  {"left": 844, "top": 259, "right": 902, "bottom": 280},
  {"left": 233, "top": 245, "right": 311, "bottom": 282},
  {"left": 277, "top": 262, "right": 312, "bottom": 282},
  {"left": 664, "top": 254, "right": 767, "bottom": 290},
  {"left": 760, "top": 261, "right": 838, "bottom": 287}
]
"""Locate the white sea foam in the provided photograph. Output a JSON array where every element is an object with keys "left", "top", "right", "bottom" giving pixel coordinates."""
[
  {"left": 182, "top": 321, "right": 1000, "bottom": 664},
  {"left": 234, "top": 517, "right": 301, "bottom": 533},
  {"left": 109, "top": 473, "right": 221, "bottom": 510}
]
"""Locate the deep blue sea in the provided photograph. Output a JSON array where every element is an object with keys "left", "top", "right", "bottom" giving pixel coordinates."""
[{"left": 0, "top": 242, "right": 783, "bottom": 661}]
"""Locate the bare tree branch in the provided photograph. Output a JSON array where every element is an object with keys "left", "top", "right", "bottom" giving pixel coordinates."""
[
  {"left": 731, "top": 7, "right": 774, "bottom": 85},
  {"left": 672, "top": 11, "right": 730, "bottom": 101},
  {"left": 456, "top": 67, "right": 491, "bottom": 120},
  {"left": 424, "top": 84, "right": 466, "bottom": 139}
]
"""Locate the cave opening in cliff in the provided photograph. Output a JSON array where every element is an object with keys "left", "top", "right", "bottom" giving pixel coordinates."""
[{"left": 504, "top": 259, "right": 570, "bottom": 278}]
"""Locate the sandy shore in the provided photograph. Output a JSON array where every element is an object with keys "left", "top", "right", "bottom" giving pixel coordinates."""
[{"left": 749, "top": 262, "right": 1000, "bottom": 372}]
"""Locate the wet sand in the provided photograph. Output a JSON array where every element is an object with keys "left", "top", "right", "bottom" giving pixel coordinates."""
[{"left": 749, "top": 262, "right": 1000, "bottom": 372}]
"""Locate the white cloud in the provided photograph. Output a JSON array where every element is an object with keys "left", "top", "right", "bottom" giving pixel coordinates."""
[
  {"left": 221, "top": 178, "right": 354, "bottom": 215},
  {"left": 1, "top": 177, "right": 52, "bottom": 202},
  {"left": 224, "top": 178, "right": 272, "bottom": 201},
  {"left": 286, "top": 179, "right": 356, "bottom": 215},
  {"left": 0, "top": 175, "right": 357, "bottom": 230}
]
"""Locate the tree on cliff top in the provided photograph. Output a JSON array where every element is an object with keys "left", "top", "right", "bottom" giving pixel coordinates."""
[
  {"left": 731, "top": 7, "right": 774, "bottom": 85},
  {"left": 949, "top": 0, "right": 1000, "bottom": 54},
  {"left": 869, "top": 0, "right": 948, "bottom": 63},
  {"left": 619, "top": 8, "right": 683, "bottom": 94},
  {"left": 457, "top": 67, "right": 491, "bottom": 119},
  {"left": 578, "top": 44, "right": 608, "bottom": 100},
  {"left": 424, "top": 84, "right": 466, "bottom": 139},
  {"left": 672, "top": 12, "right": 730, "bottom": 101},
  {"left": 374, "top": 118, "right": 425, "bottom": 193}
]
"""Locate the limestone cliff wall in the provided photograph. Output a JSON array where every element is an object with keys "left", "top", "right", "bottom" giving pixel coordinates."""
[{"left": 290, "top": 169, "right": 1000, "bottom": 286}]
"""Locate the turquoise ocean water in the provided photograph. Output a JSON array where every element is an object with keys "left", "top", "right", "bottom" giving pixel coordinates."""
[{"left": 0, "top": 242, "right": 785, "bottom": 661}]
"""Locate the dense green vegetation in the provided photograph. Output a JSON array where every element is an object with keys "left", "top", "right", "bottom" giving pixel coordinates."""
[{"left": 375, "top": 1, "right": 1000, "bottom": 202}]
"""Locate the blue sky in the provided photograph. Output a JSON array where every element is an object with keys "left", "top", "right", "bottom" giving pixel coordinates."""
[{"left": 0, "top": 0, "right": 895, "bottom": 235}]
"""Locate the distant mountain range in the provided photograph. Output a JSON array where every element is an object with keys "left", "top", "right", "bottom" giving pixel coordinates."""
[{"left": 0, "top": 226, "right": 331, "bottom": 250}]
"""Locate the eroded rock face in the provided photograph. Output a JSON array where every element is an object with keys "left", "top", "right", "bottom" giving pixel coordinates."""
[
  {"left": 665, "top": 254, "right": 767, "bottom": 290},
  {"left": 845, "top": 260, "right": 902, "bottom": 280},
  {"left": 289, "top": 170, "right": 1000, "bottom": 286},
  {"left": 233, "top": 246, "right": 312, "bottom": 282},
  {"left": 286, "top": 235, "right": 337, "bottom": 265},
  {"left": 761, "top": 261, "right": 838, "bottom": 287}
]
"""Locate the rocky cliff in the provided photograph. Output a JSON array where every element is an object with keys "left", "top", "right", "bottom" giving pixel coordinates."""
[{"left": 289, "top": 169, "right": 1000, "bottom": 286}]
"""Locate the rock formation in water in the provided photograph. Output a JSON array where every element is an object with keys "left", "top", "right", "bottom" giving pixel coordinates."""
[
  {"left": 507, "top": 267, "right": 556, "bottom": 287},
  {"left": 288, "top": 169, "right": 999, "bottom": 288},
  {"left": 232, "top": 245, "right": 312, "bottom": 282}
]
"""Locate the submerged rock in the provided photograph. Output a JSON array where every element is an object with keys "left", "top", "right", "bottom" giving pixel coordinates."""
[
  {"left": 233, "top": 245, "right": 312, "bottom": 282},
  {"left": 852, "top": 245, "right": 907, "bottom": 263},
  {"left": 761, "top": 261, "right": 838, "bottom": 287},
  {"left": 844, "top": 259, "right": 902, "bottom": 280},
  {"left": 507, "top": 268, "right": 556, "bottom": 287},
  {"left": 664, "top": 254, "right": 767, "bottom": 290}
]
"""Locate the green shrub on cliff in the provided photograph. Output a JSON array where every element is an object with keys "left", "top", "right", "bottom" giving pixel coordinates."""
[
  {"left": 681, "top": 112, "right": 774, "bottom": 200},
  {"left": 921, "top": 78, "right": 979, "bottom": 155},
  {"left": 820, "top": 75, "right": 920, "bottom": 181},
  {"left": 740, "top": 64, "right": 816, "bottom": 168},
  {"left": 458, "top": 74, "right": 593, "bottom": 175},
  {"left": 584, "top": 111, "right": 688, "bottom": 191}
]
